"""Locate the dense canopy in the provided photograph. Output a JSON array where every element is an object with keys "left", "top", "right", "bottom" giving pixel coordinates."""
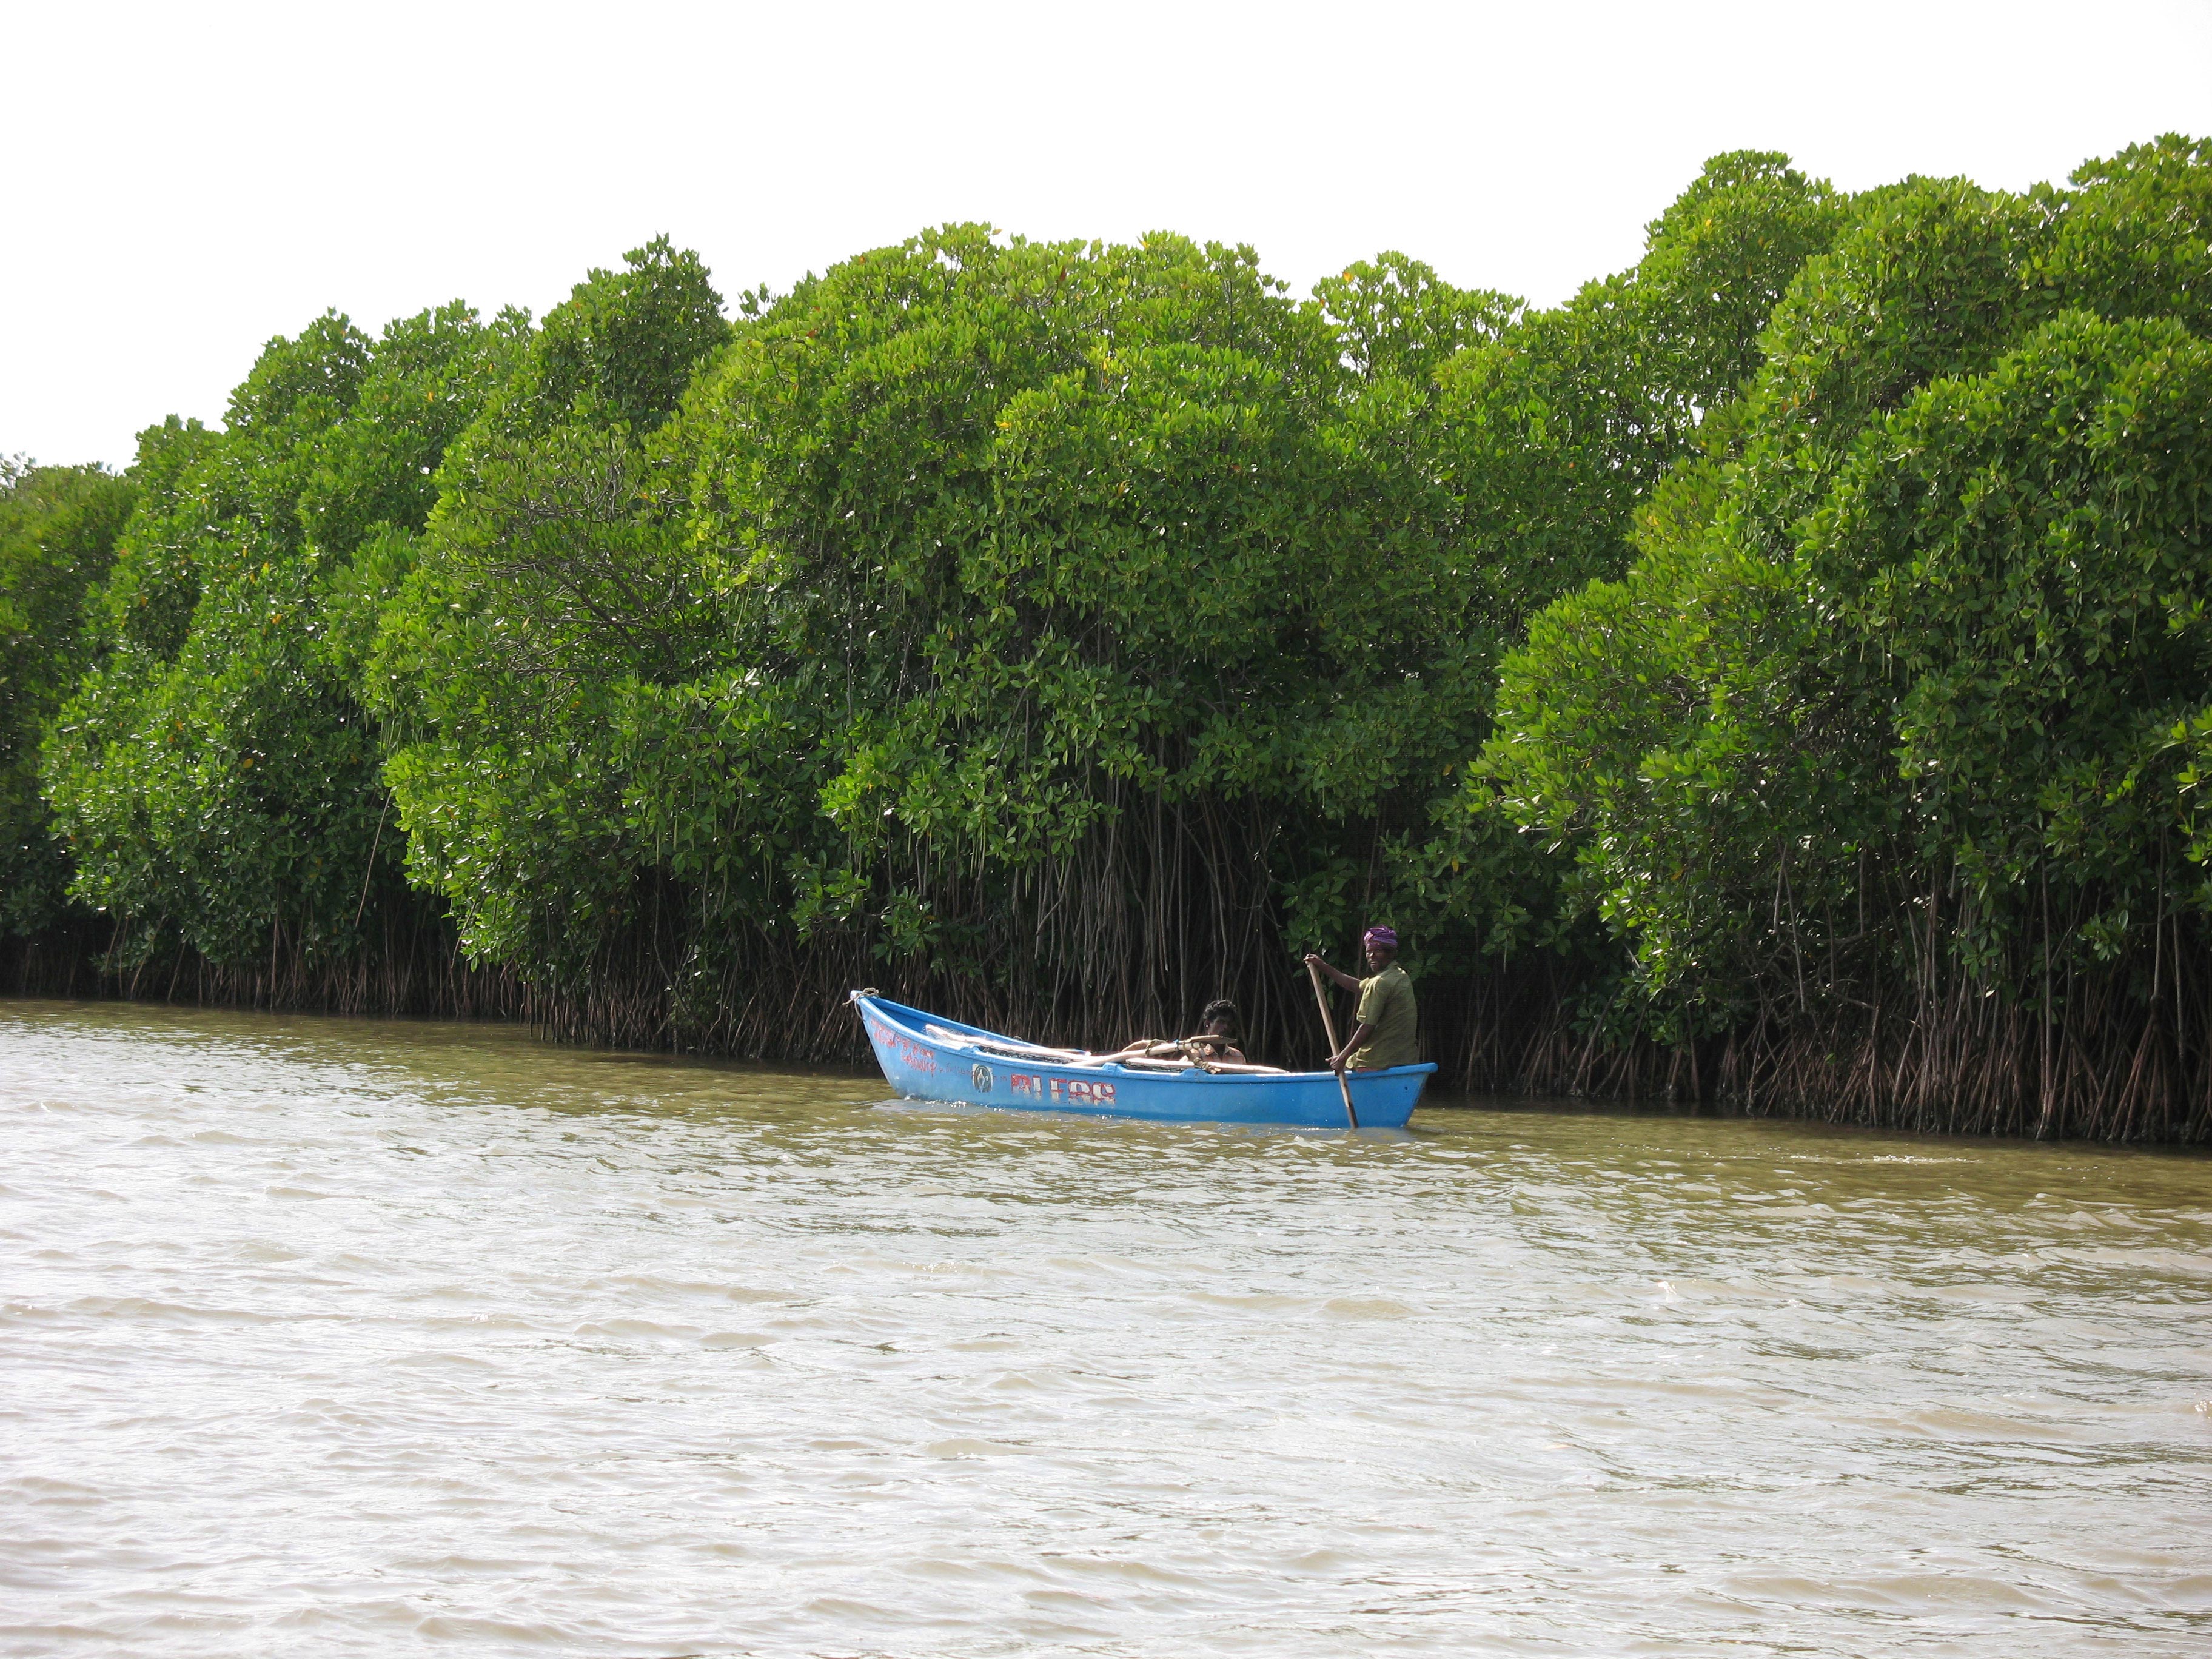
[{"left": 8, "top": 139, "right": 2211, "bottom": 1139}]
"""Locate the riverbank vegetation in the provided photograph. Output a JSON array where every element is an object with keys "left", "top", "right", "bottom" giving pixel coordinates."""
[{"left": 7, "top": 138, "right": 2210, "bottom": 1140}]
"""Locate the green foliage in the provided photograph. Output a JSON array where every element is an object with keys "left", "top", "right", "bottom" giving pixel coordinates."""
[
  {"left": 1750, "top": 176, "right": 2054, "bottom": 476},
  {"left": 1431, "top": 150, "right": 1850, "bottom": 640},
  {"left": 1818, "top": 311, "right": 2212, "bottom": 923},
  {"left": 0, "top": 458, "right": 136, "bottom": 934},
  {"left": 1312, "top": 252, "right": 1519, "bottom": 384},
  {"left": 1392, "top": 152, "right": 1854, "bottom": 985},
  {"left": 364, "top": 240, "right": 734, "bottom": 979},
  {"left": 1635, "top": 150, "right": 1854, "bottom": 409},
  {"left": 1484, "top": 138, "right": 2212, "bottom": 1046},
  {"left": 2045, "top": 134, "right": 2212, "bottom": 333},
  {"left": 370, "top": 222, "right": 1577, "bottom": 1006},
  {"left": 529, "top": 236, "right": 731, "bottom": 435},
  {"left": 703, "top": 228, "right": 1437, "bottom": 824},
  {"left": 369, "top": 164, "right": 1865, "bottom": 1025},
  {"left": 35, "top": 136, "right": 2212, "bottom": 1124},
  {"left": 42, "top": 305, "right": 520, "bottom": 967}
]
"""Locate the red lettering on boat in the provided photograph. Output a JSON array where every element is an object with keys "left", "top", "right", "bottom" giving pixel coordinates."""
[{"left": 871, "top": 1024, "right": 940, "bottom": 1074}]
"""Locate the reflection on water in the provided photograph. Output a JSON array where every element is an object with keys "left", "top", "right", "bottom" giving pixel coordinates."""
[{"left": 2, "top": 999, "right": 2208, "bottom": 1656}]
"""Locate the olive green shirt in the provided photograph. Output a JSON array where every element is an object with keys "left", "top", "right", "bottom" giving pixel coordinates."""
[{"left": 1347, "top": 962, "right": 1419, "bottom": 1070}]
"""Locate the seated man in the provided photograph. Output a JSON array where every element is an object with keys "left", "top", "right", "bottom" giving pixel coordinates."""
[
  {"left": 1116, "top": 999, "right": 1248, "bottom": 1065},
  {"left": 1188, "top": 999, "right": 1247, "bottom": 1065}
]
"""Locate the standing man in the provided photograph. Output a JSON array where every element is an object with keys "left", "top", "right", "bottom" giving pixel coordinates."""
[{"left": 1303, "top": 927, "right": 1419, "bottom": 1073}]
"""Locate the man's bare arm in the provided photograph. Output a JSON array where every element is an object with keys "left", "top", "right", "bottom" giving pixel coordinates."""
[{"left": 1301, "top": 952, "right": 1360, "bottom": 993}]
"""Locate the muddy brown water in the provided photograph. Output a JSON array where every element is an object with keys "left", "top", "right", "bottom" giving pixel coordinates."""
[{"left": 2, "top": 999, "right": 2208, "bottom": 1655}]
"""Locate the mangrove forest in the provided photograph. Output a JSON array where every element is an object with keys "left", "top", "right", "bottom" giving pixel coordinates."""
[{"left": 6, "top": 137, "right": 2212, "bottom": 1141}]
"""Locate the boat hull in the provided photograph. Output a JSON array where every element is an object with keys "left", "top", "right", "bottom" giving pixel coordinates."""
[{"left": 853, "top": 993, "right": 1432, "bottom": 1128}]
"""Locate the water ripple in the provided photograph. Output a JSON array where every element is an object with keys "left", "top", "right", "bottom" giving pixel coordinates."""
[{"left": 2, "top": 999, "right": 2209, "bottom": 1655}]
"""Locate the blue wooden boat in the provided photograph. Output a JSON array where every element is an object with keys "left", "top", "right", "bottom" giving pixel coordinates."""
[{"left": 851, "top": 991, "right": 1434, "bottom": 1128}]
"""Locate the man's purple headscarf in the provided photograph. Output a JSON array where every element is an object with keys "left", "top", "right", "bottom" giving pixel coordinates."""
[{"left": 1363, "top": 925, "right": 1399, "bottom": 951}]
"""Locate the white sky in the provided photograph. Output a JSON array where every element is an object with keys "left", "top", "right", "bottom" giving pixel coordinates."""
[{"left": 7, "top": 0, "right": 2210, "bottom": 469}]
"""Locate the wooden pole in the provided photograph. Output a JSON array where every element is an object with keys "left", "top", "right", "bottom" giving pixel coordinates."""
[{"left": 1306, "top": 959, "right": 1360, "bottom": 1129}]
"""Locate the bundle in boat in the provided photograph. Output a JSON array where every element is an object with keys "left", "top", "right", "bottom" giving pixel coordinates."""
[{"left": 923, "top": 1024, "right": 1286, "bottom": 1075}]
